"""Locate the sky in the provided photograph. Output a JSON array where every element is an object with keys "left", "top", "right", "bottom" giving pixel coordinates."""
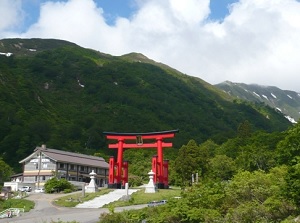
[{"left": 1, "top": 0, "right": 300, "bottom": 92}]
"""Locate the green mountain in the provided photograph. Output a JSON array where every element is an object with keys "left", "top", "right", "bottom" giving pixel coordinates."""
[
  {"left": 0, "top": 38, "right": 291, "bottom": 171},
  {"left": 215, "top": 81, "right": 300, "bottom": 122}
]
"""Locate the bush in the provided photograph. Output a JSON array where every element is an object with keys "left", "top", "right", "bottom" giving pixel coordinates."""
[
  {"left": 128, "top": 176, "right": 143, "bottom": 187},
  {"left": 44, "top": 177, "right": 74, "bottom": 193},
  {"left": 63, "top": 189, "right": 73, "bottom": 194}
]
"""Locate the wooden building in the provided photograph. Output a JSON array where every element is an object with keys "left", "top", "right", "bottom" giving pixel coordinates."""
[{"left": 19, "top": 145, "right": 109, "bottom": 188}]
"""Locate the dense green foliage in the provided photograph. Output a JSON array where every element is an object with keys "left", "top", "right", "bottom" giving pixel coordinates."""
[
  {"left": 99, "top": 123, "right": 300, "bottom": 222},
  {"left": 0, "top": 158, "right": 13, "bottom": 184},
  {"left": 44, "top": 177, "right": 74, "bottom": 193},
  {"left": 0, "top": 38, "right": 291, "bottom": 173}
]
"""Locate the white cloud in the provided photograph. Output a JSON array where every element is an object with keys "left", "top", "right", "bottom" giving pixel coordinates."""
[
  {"left": 0, "top": 0, "right": 24, "bottom": 31},
  {"left": 1, "top": 0, "right": 300, "bottom": 92}
]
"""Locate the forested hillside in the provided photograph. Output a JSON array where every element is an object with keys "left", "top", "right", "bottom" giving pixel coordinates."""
[{"left": 0, "top": 38, "right": 291, "bottom": 172}]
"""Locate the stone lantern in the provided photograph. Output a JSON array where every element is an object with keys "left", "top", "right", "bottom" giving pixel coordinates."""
[
  {"left": 86, "top": 170, "right": 98, "bottom": 193},
  {"left": 145, "top": 169, "right": 156, "bottom": 193}
]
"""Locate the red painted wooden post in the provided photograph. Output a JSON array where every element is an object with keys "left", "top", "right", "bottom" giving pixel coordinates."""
[
  {"left": 109, "top": 156, "right": 115, "bottom": 184},
  {"left": 163, "top": 160, "right": 169, "bottom": 188},
  {"left": 116, "top": 139, "right": 124, "bottom": 188},
  {"left": 122, "top": 161, "right": 128, "bottom": 187},
  {"left": 156, "top": 137, "right": 163, "bottom": 188},
  {"left": 152, "top": 155, "right": 158, "bottom": 183}
]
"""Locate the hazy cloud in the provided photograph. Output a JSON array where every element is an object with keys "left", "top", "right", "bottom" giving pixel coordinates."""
[
  {"left": 0, "top": 0, "right": 24, "bottom": 31},
  {"left": 1, "top": 0, "right": 300, "bottom": 91}
]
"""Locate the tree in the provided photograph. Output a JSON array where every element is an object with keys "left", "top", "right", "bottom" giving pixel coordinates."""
[
  {"left": 0, "top": 158, "right": 13, "bottom": 184},
  {"left": 237, "top": 120, "right": 252, "bottom": 139},
  {"left": 284, "top": 158, "right": 300, "bottom": 206},
  {"left": 174, "top": 140, "right": 202, "bottom": 187},
  {"left": 276, "top": 123, "right": 300, "bottom": 164},
  {"left": 224, "top": 167, "right": 294, "bottom": 222},
  {"left": 44, "top": 177, "right": 74, "bottom": 193},
  {"left": 206, "top": 155, "right": 236, "bottom": 180}
]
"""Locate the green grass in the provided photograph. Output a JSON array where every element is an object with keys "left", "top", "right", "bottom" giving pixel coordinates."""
[
  {"left": 52, "top": 187, "right": 182, "bottom": 208},
  {"left": 0, "top": 198, "right": 35, "bottom": 212},
  {"left": 104, "top": 187, "right": 182, "bottom": 208},
  {"left": 53, "top": 189, "right": 113, "bottom": 207}
]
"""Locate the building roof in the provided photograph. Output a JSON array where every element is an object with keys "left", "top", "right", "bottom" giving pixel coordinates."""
[{"left": 19, "top": 145, "right": 109, "bottom": 169}]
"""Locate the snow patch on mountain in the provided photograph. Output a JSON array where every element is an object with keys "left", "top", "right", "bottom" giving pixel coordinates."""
[
  {"left": 271, "top": 93, "right": 277, "bottom": 99},
  {"left": 0, "top": 52, "right": 13, "bottom": 57},
  {"left": 285, "top": 115, "right": 297, "bottom": 124},
  {"left": 77, "top": 79, "right": 85, "bottom": 88},
  {"left": 253, "top": 92, "right": 261, "bottom": 98}
]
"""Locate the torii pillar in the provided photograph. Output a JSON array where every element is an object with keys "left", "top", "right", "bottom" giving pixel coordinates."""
[{"left": 104, "top": 130, "right": 178, "bottom": 189}]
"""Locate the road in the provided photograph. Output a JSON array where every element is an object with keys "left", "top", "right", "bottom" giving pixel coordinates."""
[{"left": 0, "top": 192, "right": 147, "bottom": 223}]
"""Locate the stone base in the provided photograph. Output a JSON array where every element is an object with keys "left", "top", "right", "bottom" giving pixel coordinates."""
[
  {"left": 145, "top": 185, "right": 156, "bottom": 193},
  {"left": 85, "top": 186, "right": 98, "bottom": 193}
]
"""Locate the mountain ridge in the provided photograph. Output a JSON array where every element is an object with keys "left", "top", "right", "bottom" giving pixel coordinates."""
[{"left": 215, "top": 81, "right": 300, "bottom": 122}]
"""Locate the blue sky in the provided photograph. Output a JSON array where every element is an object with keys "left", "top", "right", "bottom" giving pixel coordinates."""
[
  {"left": 1, "top": 0, "right": 300, "bottom": 91},
  {"left": 20, "top": 0, "right": 237, "bottom": 28}
]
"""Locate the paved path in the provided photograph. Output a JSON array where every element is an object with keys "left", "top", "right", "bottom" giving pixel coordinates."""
[
  {"left": 75, "top": 189, "right": 138, "bottom": 208},
  {"left": 0, "top": 189, "right": 145, "bottom": 223}
]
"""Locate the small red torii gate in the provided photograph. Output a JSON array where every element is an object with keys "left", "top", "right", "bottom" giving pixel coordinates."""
[{"left": 103, "top": 130, "right": 178, "bottom": 189}]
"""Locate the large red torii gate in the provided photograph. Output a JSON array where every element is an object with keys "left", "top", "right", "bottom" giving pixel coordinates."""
[{"left": 103, "top": 130, "right": 178, "bottom": 189}]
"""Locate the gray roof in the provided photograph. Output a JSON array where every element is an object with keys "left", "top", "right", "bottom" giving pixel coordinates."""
[{"left": 20, "top": 146, "right": 109, "bottom": 168}]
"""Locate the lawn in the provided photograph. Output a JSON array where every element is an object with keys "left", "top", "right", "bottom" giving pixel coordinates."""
[
  {"left": 0, "top": 198, "right": 35, "bottom": 212},
  {"left": 104, "top": 187, "right": 182, "bottom": 208},
  {"left": 53, "top": 187, "right": 182, "bottom": 208}
]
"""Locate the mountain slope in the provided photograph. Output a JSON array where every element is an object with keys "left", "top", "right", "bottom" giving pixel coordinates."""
[
  {"left": 215, "top": 81, "right": 300, "bottom": 122},
  {"left": 0, "top": 38, "right": 291, "bottom": 170}
]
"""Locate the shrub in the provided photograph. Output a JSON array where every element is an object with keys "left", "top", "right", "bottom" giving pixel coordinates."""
[
  {"left": 44, "top": 177, "right": 74, "bottom": 193},
  {"left": 63, "top": 189, "right": 73, "bottom": 194}
]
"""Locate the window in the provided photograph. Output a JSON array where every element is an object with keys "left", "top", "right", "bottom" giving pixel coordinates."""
[
  {"left": 97, "top": 168, "right": 102, "bottom": 174},
  {"left": 70, "top": 164, "right": 75, "bottom": 170},
  {"left": 80, "top": 166, "right": 85, "bottom": 171},
  {"left": 59, "top": 163, "right": 65, "bottom": 169},
  {"left": 97, "top": 169, "right": 105, "bottom": 175}
]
